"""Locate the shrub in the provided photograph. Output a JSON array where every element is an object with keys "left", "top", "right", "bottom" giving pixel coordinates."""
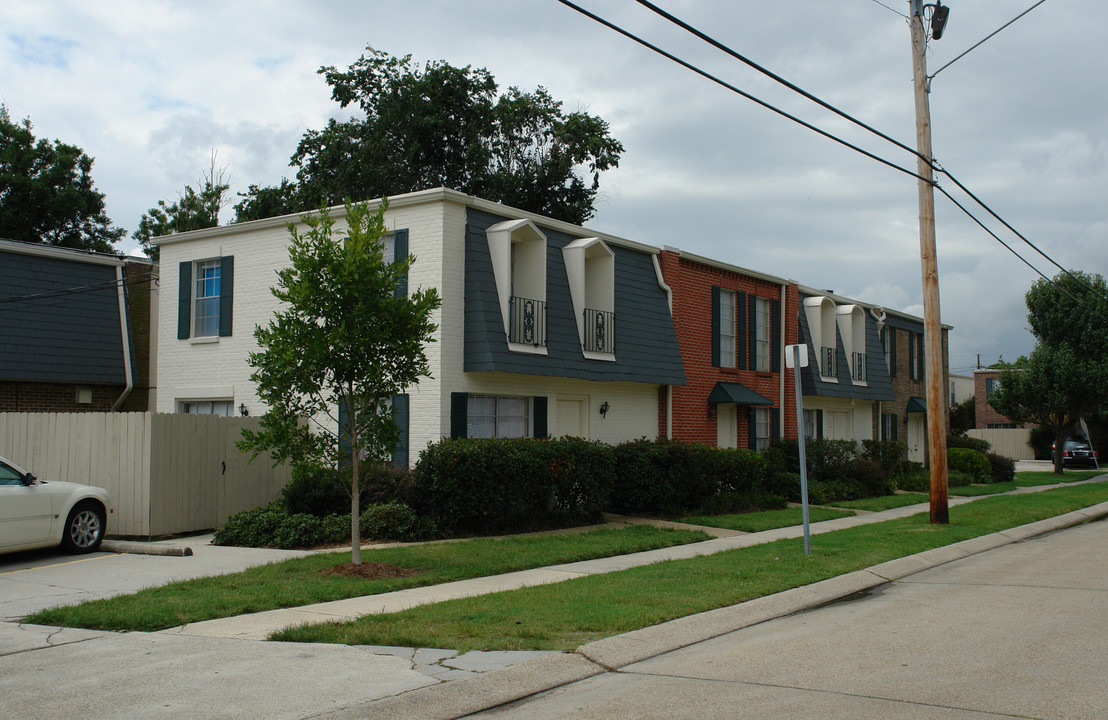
[
  {"left": 1029, "top": 426, "right": 1055, "bottom": 460},
  {"left": 360, "top": 501, "right": 435, "bottom": 541},
  {"left": 281, "top": 466, "right": 350, "bottom": 517},
  {"left": 768, "top": 438, "right": 859, "bottom": 484},
  {"left": 984, "top": 452, "right": 1015, "bottom": 484},
  {"left": 948, "top": 469, "right": 973, "bottom": 487},
  {"left": 412, "top": 437, "right": 607, "bottom": 535},
  {"left": 847, "top": 457, "right": 896, "bottom": 498},
  {"left": 696, "top": 491, "right": 786, "bottom": 515},
  {"left": 947, "top": 434, "right": 990, "bottom": 454},
  {"left": 947, "top": 447, "right": 991, "bottom": 483},
  {"left": 861, "top": 439, "right": 909, "bottom": 478},
  {"left": 213, "top": 502, "right": 350, "bottom": 548},
  {"left": 893, "top": 468, "right": 929, "bottom": 492}
]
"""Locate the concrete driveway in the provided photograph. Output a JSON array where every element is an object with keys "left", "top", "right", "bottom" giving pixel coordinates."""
[{"left": 0, "top": 535, "right": 311, "bottom": 620}]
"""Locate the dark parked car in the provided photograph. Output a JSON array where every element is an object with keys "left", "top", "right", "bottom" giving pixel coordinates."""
[{"left": 1054, "top": 439, "right": 1100, "bottom": 468}]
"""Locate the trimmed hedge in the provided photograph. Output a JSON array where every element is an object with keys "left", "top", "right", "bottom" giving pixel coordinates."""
[
  {"left": 947, "top": 447, "right": 991, "bottom": 483},
  {"left": 984, "top": 452, "right": 1016, "bottom": 484},
  {"left": 412, "top": 437, "right": 611, "bottom": 535},
  {"left": 212, "top": 502, "right": 350, "bottom": 549}
]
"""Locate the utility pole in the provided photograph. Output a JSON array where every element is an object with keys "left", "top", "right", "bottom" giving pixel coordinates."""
[{"left": 909, "top": 0, "right": 949, "bottom": 524}]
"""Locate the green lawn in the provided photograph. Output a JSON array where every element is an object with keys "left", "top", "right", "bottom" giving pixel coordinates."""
[
  {"left": 24, "top": 525, "right": 707, "bottom": 632},
  {"left": 679, "top": 506, "right": 854, "bottom": 532},
  {"left": 273, "top": 482, "right": 1108, "bottom": 652},
  {"left": 828, "top": 493, "right": 930, "bottom": 511}
]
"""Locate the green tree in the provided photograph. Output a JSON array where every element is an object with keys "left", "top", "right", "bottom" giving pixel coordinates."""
[
  {"left": 0, "top": 105, "right": 124, "bottom": 252},
  {"left": 948, "top": 395, "right": 976, "bottom": 436},
  {"left": 991, "top": 271, "right": 1108, "bottom": 473},
  {"left": 239, "top": 199, "right": 440, "bottom": 563},
  {"left": 235, "top": 47, "right": 623, "bottom": 226},
  {"left": 133, "top": 159, "right": 230, "bottom": 259}
]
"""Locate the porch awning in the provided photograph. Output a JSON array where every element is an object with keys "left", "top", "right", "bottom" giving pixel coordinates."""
[
  {"left": 906, "top": 396, "right": 927, "bottom": 413},
  {"left": 707, "top": 382, "right": 774, "bottom": 406}
]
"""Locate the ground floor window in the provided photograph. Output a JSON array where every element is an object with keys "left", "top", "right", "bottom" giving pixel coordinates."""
[
  {"left": 987, "top": 422, "right": 1018, "bottom": 429},
  {"left": 467, "top": 395, "right": 530, "bottom": 438},
  {"left": 882, "top": 413, "right": 899, "bottom": 441},
  {"left": 754, "top": 407, "right": 772, "bottom": 452},
  {"left": 803, "top": 409, "right": 820, "bottom": 440},
  {"left": 177, "top": 399, "right": 233, "bottom": 416}
]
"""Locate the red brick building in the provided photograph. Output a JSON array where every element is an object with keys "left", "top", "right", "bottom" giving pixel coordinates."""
[
  {"left": 973, "top": 369, "right": 1027, "bottom": 428},
  {"left": 656, "top": 248, "right": 799, "bottom": 450}
]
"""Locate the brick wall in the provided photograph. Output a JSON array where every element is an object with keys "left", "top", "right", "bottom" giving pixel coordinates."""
[
  {"left": 658, "top": 250, "right": 798, "bottom": 448},
  {"left": 973, "top": 370, "right": 1025, "bottom": 428},
  {"left": 0, "top": 381, "right": 121, "bottom": 412}
]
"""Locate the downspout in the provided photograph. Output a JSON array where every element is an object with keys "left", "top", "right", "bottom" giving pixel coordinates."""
[
  {"left": 653, "top": 254, "right": 675, "bottom": 439},
  {"left": 779, "top": 282, "right": 787, "bottom": 437},
  {"left": 870, "top": 307, "right": 887, "bottom": 440},
  {"left": 110, "top": 264, "right": 134, "bottom": 412}
]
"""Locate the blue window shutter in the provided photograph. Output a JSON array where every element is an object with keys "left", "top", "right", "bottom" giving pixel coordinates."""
[
  {"left": 889, "top": 328, "right": 898, "bottom": 377},
  {"left": 771, "top": 407, "right": 780, "bottom": 440},
  {"left": 735, "top": 292, "right": 747, "bottom": 369},
  {"left": 450, "top": 392, "right": 468, "bottom": 439},
  {"left": 533, "top": 396, "right": 548, "bottom": 439},
  {"left": 747, "top": 407, "right": 756, "bottom": 450},
  {"left": 711, "top": 287, "right": 721, "bottom": 367},
  {"left": 917, "top": 333, "right": 925, "bottom": 379},
  {"left": 770, "top": 299, "right": 781, "bottom": 371},
  {"left": 178, "top": 261, "right": 191, "bottom": 339},
  {"left": 892, "top": 416, "right": 899, "bottom": 442},
  {"left": 219, "top": 255, "right": 234, "bottom": 337},
  {"left": 391, "top": 394, "right": 409, "bottom": 469},
  {"left": 747, "top": 294, "right": 758, "bottom": 370},
  {"left": 393, "top": 229, "right": 408, "bottom": 298},
  {"left": 816, "top": 409, "right": 824, "bottom": 439}
]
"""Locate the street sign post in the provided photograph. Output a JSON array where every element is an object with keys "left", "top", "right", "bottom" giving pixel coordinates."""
[{"left": 786, "top": 343, "right": 811, "bottom": 555}]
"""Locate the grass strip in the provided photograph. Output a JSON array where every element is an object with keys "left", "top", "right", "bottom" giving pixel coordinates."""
[
  {"left": 24, "top": 525, "right": 707, "bottom": 632},
  {"left": 679, "top": 506, "right": 853, "bottom": 532},
  {"left": 1015, "top": 469, "right": 1105, "bottom": 486},
  {"left": 272, "top": 482, "right": 1108, "bottom": 653},
  {"left": 828, "top": 493, "right": 929, "bottom": 511}
]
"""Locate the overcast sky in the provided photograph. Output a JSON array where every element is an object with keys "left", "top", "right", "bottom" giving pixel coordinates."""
[{"left": 3, "top": 0, "right": 1104, "bottom": 375}]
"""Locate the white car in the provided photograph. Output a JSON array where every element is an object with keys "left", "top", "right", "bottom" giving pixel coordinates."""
[{"left": 0, "top": 456, "right": 112, "bottom": 555}]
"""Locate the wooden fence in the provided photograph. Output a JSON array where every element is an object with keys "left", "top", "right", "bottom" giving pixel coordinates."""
[
  {"left": 0, "top": 412, "right": 291, "bottom": 537},
  {"left": 967, "top": 427, "right": 1034, "bottom": 460}
]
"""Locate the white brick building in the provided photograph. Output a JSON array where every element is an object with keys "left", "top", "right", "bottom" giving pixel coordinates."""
[{"left": 156, "top": 188, "right": 685, "bottom": 465}]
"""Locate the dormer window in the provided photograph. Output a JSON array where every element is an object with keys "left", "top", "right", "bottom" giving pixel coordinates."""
[
  {"left": 562, "top": 237, "right": 615, "bottom": 359},
  {"left": 803, "top": 296, "right": 837, "bottom": 382},
  {"left": 486, "top": 219, "right": 547, "bottom": 354},
  {"left": 836, "top": 304, "right": 867, "bottom": 385}
]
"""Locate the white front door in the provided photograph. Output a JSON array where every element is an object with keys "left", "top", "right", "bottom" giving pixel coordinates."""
[
  {"left": 908, "top": 415, "right": 926, "bottom": 463},
  {"left": 716, "top": 405, "right": 737, "bottom": 449},
  {"left": 555, "top": 398, "right": 586, "bottom": 438}
]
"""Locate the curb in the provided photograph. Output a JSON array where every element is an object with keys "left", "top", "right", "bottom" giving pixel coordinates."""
[
  {"left": 331, "top": 500, "right": 1108, "bottom": 720},
  {"left": 100, "top": 540, "right": 193, "bottom": 557}
]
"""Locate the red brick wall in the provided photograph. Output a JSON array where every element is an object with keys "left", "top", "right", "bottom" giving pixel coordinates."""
[
  {"left": 974, "top": 370, "right": 1026, "bottom": 428},
  {"left": 0, "top": 381, "right": 122, "bottom": 412},
  {"left": 658, "top": 250, "right": 798, "bottom": 448}
]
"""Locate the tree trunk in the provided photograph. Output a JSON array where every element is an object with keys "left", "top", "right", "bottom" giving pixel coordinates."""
[
  {"left": 1053, "top": 429, "right": 1066, "bottom": 475},
  {"left": 349, "top": 390, "right": 362, "bottom": 565}
]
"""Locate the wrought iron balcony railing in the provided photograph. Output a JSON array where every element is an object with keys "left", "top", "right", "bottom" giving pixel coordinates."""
[
  {"left": 508, "top": 296, "right": 546, "bottom": 347},
  {"left": 583, "top": 308, "right": 616, "bottom": 353},
  {"left": 852, "top": 351, "right": 867, "bottom": 381},
  {"left": 820, "top": 346, "right": 836, "bottom": 378}
]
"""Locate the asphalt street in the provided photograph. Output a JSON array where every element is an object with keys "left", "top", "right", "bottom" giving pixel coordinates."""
[{"left": 459, "top": 517, "right": 1108, "bottom": 720}]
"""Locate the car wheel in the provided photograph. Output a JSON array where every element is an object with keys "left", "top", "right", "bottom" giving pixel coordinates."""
[{"left": 61, "top": 502, "right": 105, "bottom": 553}]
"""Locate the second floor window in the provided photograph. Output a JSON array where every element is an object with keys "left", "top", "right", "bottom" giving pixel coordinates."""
[
  {"left": 719, "top": 289, "right": 736, "bottom": 368},
  {"left": 754, "top": 297, "right": 771, "bottom": 372},
  {"left": 194, "top": 260, "right": 221, "bottom": 338}
]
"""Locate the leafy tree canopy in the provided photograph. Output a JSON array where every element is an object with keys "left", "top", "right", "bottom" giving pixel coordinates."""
[
  {"left": 133, "top": 157, "right": 230, "bottom": 259},
  {"left": 239, "top": 199, "right": 441, "bottom": 563},
  {"left": 0, "top": 105, "right": 124, "bottom": 252},
  {"left": 991, "top": 270, "right": 1108, "bottom": 473},
  {"left": 235, "top": 47, "right": 624, "bottom": 226}
]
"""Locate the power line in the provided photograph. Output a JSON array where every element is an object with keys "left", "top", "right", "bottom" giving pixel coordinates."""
[
  {"left": 869, "top": 0, "right": 910, "bottom": 20},
  {"left": 929, "top": 0, "right": 1049, "bottom": 83},
  {"left": 0, "top": 268, "right": 158, "bottom": 306},
  {"left": 555, "top": 0, "right": 927, "bottom": 185},
  {"left": 558, "top": 0, "right": 1108, "bottom": 312}
]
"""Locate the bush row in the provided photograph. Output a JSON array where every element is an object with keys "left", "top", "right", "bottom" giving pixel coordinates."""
[{"left": 212, "top": 500, "right": 435, "bottom": 549}]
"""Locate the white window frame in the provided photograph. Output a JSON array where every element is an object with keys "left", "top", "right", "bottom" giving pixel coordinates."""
[
  {"left": 719, "top": 289, "right": 736, "bottom": 368},
  {"left": 193, "top": 259, "right": 221, "bottom": 338},
  {"left": 177, "top": 399, "right": 234, "bottom": 417},
  {"left": 754, "top": 297, "right": 771, "bottom": 372},
  {"left": 467, "top": 395, "right": 531, "bottom": 439},
  {"left": 754, "top": 407, "right": 772, "bottom": 452}
]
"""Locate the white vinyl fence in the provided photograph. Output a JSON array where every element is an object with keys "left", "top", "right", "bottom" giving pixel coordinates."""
[
  {"left": 0, "top": 412, "right": 291, "bottom": 537},
  {"left": 967, "top": 428, "right": 1034, "bottom": 460}
]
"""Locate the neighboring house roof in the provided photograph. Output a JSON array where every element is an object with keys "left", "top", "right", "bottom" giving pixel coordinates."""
[
  {"left": 0, "top": 239, "right": 136, "bottom": 385},
  {"left": 463, "top": 207, "right": 686, "bottom": 385}
]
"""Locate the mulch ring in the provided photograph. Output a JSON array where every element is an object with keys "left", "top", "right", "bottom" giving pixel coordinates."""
[{"left": 322, "top": 562, "right": 423, "bottom": 580}]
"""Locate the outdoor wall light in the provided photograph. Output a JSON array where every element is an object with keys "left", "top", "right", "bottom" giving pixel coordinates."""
[
  {"left": 707, "top": 406, "right": 716, "bottom": 419},
  {"left": 239, "top": 403, "right": 249, "bottom": 417},
  {"left": 599, "top": 401, "right": 610, "bottom": 418}
]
